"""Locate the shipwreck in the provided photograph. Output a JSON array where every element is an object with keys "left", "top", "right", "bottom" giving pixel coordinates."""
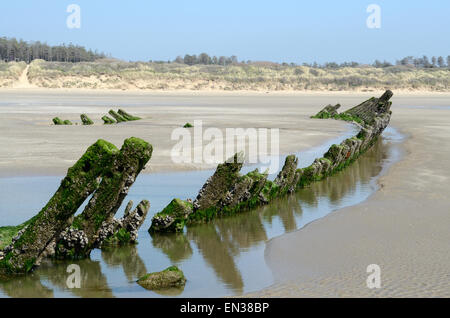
[
  {"left": 150, "top": 90, "right": 394, "bottom": 232},
  {"left": 1, "top": 90, "right": 394, "bottom": 277}
]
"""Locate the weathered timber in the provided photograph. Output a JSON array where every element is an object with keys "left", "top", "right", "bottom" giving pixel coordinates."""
[
  {"left": 56, "top": 137, "right": 153, "bottom": 258},
  {"left": 80, "top": 114, "right": 94, "bottom": 125},
  {"left": 108, "top": 110, "right": 127, "bottom": 123},
  {"left": 344, "top": 90, "right": 393, "bottom": 125},
  {"left": 311, "top": 104, "right": 341, "bottom": 119},
  {"left": 52, "top": 117, "right": 72, "bottom": 125},
  {"left": 137, "top": 266, "right": 186, "bottom": 290},
  {"left": 149, "top": 199, "right": 193, "bottom": 233},
  {"left": 193, "top": 152, "right": 244, "bottom": 212},
  {"left": 274, "top": 155, "right": 301, "bottom": 195},
  {"left": 0, "top": 140, "right": 119, "bottom": 273},
  {"left": 118, "top": 109, "right": 141, "bottom": 121},
  {"left": 102, "top": 115, "right": 116, "bottom": 124},
  {"left": 1, "top": 137, "right": 153, "bottom": 273},
  {"left": 96, "top": 200, "right": 150, "bottom": 247}
]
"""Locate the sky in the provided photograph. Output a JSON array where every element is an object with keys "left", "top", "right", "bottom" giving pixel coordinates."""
[{"left": 1, "top": 0, "right": 449, "bottom": 64}]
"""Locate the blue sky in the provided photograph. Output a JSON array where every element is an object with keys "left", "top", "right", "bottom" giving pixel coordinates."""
[{"left": 1, "top": 0, "right": 449, "bottom": 63}]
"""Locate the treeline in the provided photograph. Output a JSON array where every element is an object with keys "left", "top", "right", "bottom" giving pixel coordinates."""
[
  {"left": 170, "top": 53, "right": 450, "bottom": 69},
  {"left": 0, "top": 37, "right": 106, "bottom": 63},
  {"left": 302, "top": 55, "right": 450, "bottom": 69},
  {"left": 394, "top": 55, "right": 450, "bottom": 68},
  {"left": 172, "top": 53, "right": 239, "bottom": 66}
]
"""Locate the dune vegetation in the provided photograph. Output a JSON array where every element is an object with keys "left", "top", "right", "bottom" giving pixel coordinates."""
[
  {"left": 0, "top": 61, "right": 26, "bottom": 87},
  {"left": 1, "top": 59, "right": 449, "bottom": 91}
]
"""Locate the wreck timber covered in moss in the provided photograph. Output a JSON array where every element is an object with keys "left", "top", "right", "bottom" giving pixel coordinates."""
[
  {"left": 108, "top": 110, "right": 127, "bottom": 123},
  {"left": 106, "top": 109, "right": 141, "bottom": 124},
  {"left": 0, "top": 137, "right": 152, "bottom": 273},
  {"left": 0, "top": 140, "right": 118, "bottom": 273},
  {"left": 149, "top": 199, "right": 193, "bottom": 233},
  {"left": 150, "top": 90, "right": 394, "bottom": 232},
  {"left": 52, "top": 117, "right": 72, "bottom": 125},
  {"left": 102, "top": 115, "right": 116, "bottom": 124},
  {"left": 137, "top": 266, "right": 186, "bottom": 290},
  {"left": 95, "top": 200, "right": 150, "bottom": 247},
  {"left": 77, "top": 138, "right": 151, "bottom": 240},
  {"left": 118, "top": 109, "right": 141, "bottom": 121},
  {"left": 80, "top": 114, "right": 94, "bottom": 125},
  {"left": 310, "top": 104, "right": 341, "bottom": 119}
]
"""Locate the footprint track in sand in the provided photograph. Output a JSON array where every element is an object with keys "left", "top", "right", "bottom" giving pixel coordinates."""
[{"left": 12, "top": 65, "right": 34, "bottom": 88}]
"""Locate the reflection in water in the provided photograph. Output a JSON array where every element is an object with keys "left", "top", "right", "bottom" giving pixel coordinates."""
[
  {"left": 101, "top": 245, "right": 147, "bottom": 282},
  {"left": 260, "top": 194, "right": 302, "bottom": 232},
  {"left": 38, "top": 259, "right": 113, "bottom": 298},
  {"left": 299, "top": 138, "right": 385, "bottom": 207},
  {"left": 187, "top": 225, "right": 244, "bottom": 293},
  {"left": 0, "top": 272, "right": 53, "bottom": 298},
  {"left": 151, "top": 233, "right": 193, "bottom": 263},
  {"left": 0, "top": 131, "right": 401, "bottom": 298}
]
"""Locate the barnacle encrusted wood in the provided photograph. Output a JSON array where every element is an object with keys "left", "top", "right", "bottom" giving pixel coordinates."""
[{"left": 0, "top": 140, "right": 118, "bottom": 272}]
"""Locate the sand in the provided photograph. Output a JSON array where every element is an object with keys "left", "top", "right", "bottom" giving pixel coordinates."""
[
  {"left": 246, "top": 96, "right": 450, "bottom": 297},
  {"left": 1, "top": 88, "right": 449, "bottom": 297},
  {"left": 0, "top": 88, "right": 358, "bottom": 177}
]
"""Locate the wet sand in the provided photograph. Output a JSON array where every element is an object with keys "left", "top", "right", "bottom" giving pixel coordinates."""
[{"left": 247, "top": 96, "right": 450, "bottom": 297}]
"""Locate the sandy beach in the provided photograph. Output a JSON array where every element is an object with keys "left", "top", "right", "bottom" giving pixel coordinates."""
[
  {"left": 0, "top": 88, "right": 358, "bottom": 177},
  {"left": 1, "top": 88, "right": 449, "bottom": 297}
]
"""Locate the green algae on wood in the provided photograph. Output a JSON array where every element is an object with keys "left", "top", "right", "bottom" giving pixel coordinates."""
[
  {"left": 102, "top": 115, "right": 116, "bottom": 125},
  {"left": 273, "top": 155, "right": 301, "bottom": 195},
  {"left": 193, "top": 152, "right": 244, "bottom": 212},
  {"left": 52, "top": 117, "right": 73, "bottom": 125},
  {"left": 109, "top": 110, "right": 127, "bottom": 123},
  {"left": 149, "top": 199, "right": 193, "bottom": 233},
  {"left": 137, "top": 266, "right": 186, "bottom": 290},
  {"left": 118, "top": 109, "right": 141, "bottom": 121},
  {"left": 344, "top": 90, "right": 393, "bottom": 125},
  {"left": 58, "top": 138, "right": 153, "bottom": 258},
  {"left": 80, "top": 114, "right": 94, "bottom": 125},
  {"left": 1, "top": 139, "right": 119, "bottom": 273},
  {"left": 52, "top": 117, "right": 64, "bottom": 125},
  {"left": 1, "top": 137, "right": 153, "bottom": 272},
  {"left": 311, "top": 104, "right": 341, "bottom": 119}
]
